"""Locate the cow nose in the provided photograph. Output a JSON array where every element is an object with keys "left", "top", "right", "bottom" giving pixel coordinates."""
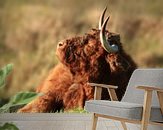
[{"left": 58, "top": 42, "right": 64, "bottom": 47}]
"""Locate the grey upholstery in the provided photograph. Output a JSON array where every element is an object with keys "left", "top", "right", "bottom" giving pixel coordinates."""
[
  {"left": 85, "top": 69, "right": 163, "bottom": 123},
  {"left": 122, "top": 69, "right": 163, "bottom": 106},
  {"left": 85, "top": 100, "right": 163, "bottom": 122}
]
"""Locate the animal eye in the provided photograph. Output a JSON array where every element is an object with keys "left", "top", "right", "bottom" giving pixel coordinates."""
[
  {"left": 107, "top": 39, "right": 119, "bottom": 51},
  {"left": 111, "top": 44, "right": 119, "bottom": 50}
]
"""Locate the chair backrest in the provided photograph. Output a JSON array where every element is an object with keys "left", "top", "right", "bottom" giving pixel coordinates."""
[{"left": 122, "top": 69, "right": 163, "bottom": 107}]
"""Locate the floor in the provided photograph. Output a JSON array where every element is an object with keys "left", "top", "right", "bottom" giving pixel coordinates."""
[{"left": 0, "top": 113, "right": 141, "bottom": 130}]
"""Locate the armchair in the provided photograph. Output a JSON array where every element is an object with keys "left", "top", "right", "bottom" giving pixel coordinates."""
[{"left": 85, "top": 69, "right": 163, "bottom": 130}]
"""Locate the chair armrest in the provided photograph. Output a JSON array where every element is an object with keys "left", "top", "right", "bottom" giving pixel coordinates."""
[
  {"left": 137, "top": 86, "right": 163, "bottom": 124},
  {"left": 88, "top": 83, "right": 118, "bottom": 89},
  {"left": 88, "top": 83, "right": 118, "bottom": 101},
  {"left": 136, "top": 86, "right": 163, "bottom": 92},
  {"left": 137, "top": 86, "right": 163, "bottom": 117}
]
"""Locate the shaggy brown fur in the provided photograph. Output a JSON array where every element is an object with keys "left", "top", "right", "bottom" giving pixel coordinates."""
[{"left": 18, "top": 29, "right": 137, "bottom": 113}]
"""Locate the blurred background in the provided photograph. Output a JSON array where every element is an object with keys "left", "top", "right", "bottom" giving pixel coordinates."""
[{"left": 0, "top": 0, "right": 163, "bottom": 99}]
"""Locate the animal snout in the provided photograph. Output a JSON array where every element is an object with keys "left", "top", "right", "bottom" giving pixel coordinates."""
[
  {"left": 57, "top": 41, "right": 66, "bottom": 50},
  {"left": 58, "top": 42, "right": 64, "bottom": 47}
]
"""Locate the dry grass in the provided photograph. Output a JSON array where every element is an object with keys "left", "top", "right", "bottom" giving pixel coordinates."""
[{"left": 0, "top": 0, "right": 163, "bottom": 98}]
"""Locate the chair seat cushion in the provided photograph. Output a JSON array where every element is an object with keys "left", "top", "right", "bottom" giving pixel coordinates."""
[{"left": 85, "top": 100, "right": 163, "bottom": 123}]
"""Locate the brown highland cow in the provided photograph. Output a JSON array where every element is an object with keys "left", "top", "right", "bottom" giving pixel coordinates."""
[{"left": 18, "top": 8, "right": 137, "bottom": 113}]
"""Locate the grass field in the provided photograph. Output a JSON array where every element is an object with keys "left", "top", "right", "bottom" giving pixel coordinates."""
[{"left": 0, "top": 0, "right": 163, "bottom": 98}]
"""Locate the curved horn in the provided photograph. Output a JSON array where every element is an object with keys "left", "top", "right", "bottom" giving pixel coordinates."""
[
  {"left": 100, "top": 17, "right": 119, "bottom": 53},
  {"left": 99, "top": 7, "right": 107, "bottom": 30}
]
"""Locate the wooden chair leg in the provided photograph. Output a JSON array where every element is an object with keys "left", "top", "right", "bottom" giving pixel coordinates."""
[
  {"left": 157, "top": 91, "right": 163, "bottom": 114},
  {"left": 121, "top": 121, "right": 127, "bottom": 130},
  {"left": 141, "top": 90, "right": 152, "bottom": 130},
  {"left": 92, "top": 113, "right": 98, "bottom": 130}
]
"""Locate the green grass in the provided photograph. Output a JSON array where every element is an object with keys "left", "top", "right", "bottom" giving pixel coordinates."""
[{"left": 65, "top": 108, "right": 88, "bottom": 113}]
